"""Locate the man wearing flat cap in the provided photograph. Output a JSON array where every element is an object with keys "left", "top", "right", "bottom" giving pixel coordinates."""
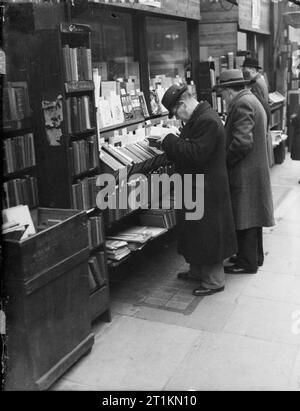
[
  {"left": 155, "top": 84, "right": 237, "bottom": 296},
  {"left": 215, "top": 69, "right": 275, "bottom": 274}
]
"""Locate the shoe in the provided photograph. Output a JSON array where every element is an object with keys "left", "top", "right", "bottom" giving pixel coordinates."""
[
  {"left": 192, "top": 285, "right": 225, "bottom": 296},
  {"left": 224, "top": 265, "right": 257, "bottom": 274},
  {"left": 228, "top": 255, "right": 237, "bottom": 264},
  {"left": 177, "top": 271, "right": 201, "bottom": 281},
  {"left": 228, "top": 256, "right": 263, "bottom": 267}
]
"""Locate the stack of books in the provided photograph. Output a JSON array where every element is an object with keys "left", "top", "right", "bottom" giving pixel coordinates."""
[
  {"left": 3, "top": 176, "right": 39, "bottom": 209},
  {"left": 69, "top": 135, "right": 99, "bottom": 176},
  {"left": 106, "top": 240, "right": 131, "bottom": 263},
  {"left": 100, "top": 140, "right": 166, "bottom": 179},
  {"left": 71, "top": 175, "right": 100, "bottom": 210},
  {"left": 62, "top": 45, "right": 92, "bottom": 82},
  {"left": 65, "top": 95, "right": 94, "bottom": 134},
  {"left": 107, "top": 226, "right": 153, "bottom": 249},
  {"left": 3, "top": 133, "right": 36, "bottom": 175},
  {"left": 3, "top": 82, "right": 31, "bottom": 122}
]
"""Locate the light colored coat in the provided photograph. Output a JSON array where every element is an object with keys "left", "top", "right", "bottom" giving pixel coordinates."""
[
  {"left": 225, "top": 89, "right": 275, "bottom": 230},
  {"left": 252, "top": 73, "right": 269, "bottom": 103}
]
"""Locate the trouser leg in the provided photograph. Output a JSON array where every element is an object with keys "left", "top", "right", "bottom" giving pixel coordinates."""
[
  {"left": 257, "top": 227, "right": 264, "bottom": 266},
  {"left": 189, "top": 264, "right": 202, "bottom": 278},
  {"left": 200, "top": 262, "right": 225, "bottom": 289},
  {"left": 236, "top": 227, "right": 259, "bottom": 271}
]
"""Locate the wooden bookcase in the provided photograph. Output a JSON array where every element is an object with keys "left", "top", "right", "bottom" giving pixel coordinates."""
[
  {"left": 27, "top": 22, "right": 110, "bottom": 323},
  {"left": 2, "top": 82, "right": 39, "bottom": 211}
]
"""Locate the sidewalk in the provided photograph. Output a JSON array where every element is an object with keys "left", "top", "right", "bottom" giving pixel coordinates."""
[{"left": 52, "top": 153, "right": 300, "bottom": 391}]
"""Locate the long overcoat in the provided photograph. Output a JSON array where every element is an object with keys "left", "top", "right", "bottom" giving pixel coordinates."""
[
  {"left": 225, "top": 89, "right": 275, "bottom": 230},
  {"left": 291, "top": 114, "right": 300, "bottom": 161},
  {"left": 162, "top": 101, "right": 237, "bottom": 265}
]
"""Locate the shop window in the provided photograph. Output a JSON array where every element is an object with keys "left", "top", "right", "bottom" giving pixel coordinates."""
[
  {"left": 73, "top": 9, "right": 140, "bottom": 86},
  {"left": 146, "top": 16, "right": 190, "bottom": 86}
]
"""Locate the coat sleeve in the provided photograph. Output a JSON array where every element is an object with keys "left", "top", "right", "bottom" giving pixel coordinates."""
[
  {"left": 226, "top": 100, "right": 255, "bottom": 168},
  {"left": 161, "top": 118, "right": 218, "bottom": 169}
]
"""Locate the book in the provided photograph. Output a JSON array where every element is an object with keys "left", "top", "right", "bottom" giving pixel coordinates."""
[
  {"left": 109, "top": 93, "right": 125, "bottom": 124},
  {"left": 130, "top": 92, "right": 144, "bottom": 119},
  {"left": 106, "top": 239, "right": 128, "bottom": 250},
  {"left": 101, "top": 81, "right": 117, "bottom": 100},
  {"left": 120, "top": 89, "right": 135, "bottom": 121},
  {"left": 2, "top": 205, "right": 36, "bottom": 240},
  {"left": 89, "top": 256, "right": 105, "bottom": 288},
  {"left": 107, "top": 248, "right": 131, "bottom": 261},
  {"left": 97, "top": 97, "right": 113, "bottom": 128},
  {"left": 88, "top": 266, "right": 98, "bottom": 292},
  {"left": 138, "top": 91, "right": 149, "bottom": 118},
  {"left": 107, "top": 226, "right": 152, "bottom": 244}
]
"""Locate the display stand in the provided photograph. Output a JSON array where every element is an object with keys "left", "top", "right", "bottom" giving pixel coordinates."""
[{"left": 3, "top": 208, "right": 94, "bottom": 391}]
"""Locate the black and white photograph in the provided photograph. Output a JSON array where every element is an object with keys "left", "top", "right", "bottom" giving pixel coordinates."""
[{"left": 1, "top": 0, "right": 300, "bottom": 394}]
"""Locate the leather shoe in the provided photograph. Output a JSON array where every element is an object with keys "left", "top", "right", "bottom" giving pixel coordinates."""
[
  {"left": 193, "top": 285, "right": 224, "bottom": 296},
  {"left": 224, "top": 265, "right": 257, "bottom": 274},
  {"left": 228, "top": 256, "right": 263, "bottom": 267},
  {"left": 177, "top": 271, "right": 201, "bottom": 281}
]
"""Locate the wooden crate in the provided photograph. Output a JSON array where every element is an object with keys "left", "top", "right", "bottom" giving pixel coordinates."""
[{"left": 3, "top": 208, "right": 94, "bottom": 391}]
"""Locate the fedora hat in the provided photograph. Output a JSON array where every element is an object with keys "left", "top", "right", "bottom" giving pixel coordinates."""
[
  {"left": 161, "top": 84, "right": 188, "bottom": 118},
  {"left": 214, "top": 69, "right": 251, "bottom": 90},
  {"left": 242, "top": 57, "right": 262, "bottom": 70}
]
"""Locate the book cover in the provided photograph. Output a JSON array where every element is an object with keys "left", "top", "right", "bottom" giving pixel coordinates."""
[
  {"left": 2, "top": 204, "right": 36, "bottom": 240},
  {"left": 97, "top": 97, "right": 113, "bottom": 128},
  {"left": 130, "top": 93, "right": 144, "bottom": 119},
  {"left": 109, "top": 93, "right": 125, "bottom": 125}
]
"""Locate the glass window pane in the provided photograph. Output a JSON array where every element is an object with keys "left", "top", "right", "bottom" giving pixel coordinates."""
[
  {"left": 73, "top": 9, "right": 139, "bottom": 86},
  {"left": 146, "top": 17, "right": 190, "bottom": 84}
]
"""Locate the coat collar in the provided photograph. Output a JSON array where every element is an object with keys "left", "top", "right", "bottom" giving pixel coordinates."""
[
  {"left": 227, "top": 89, "right": 252, "bottom": 114},
  {"left": 254, "top": 73, "right": 262, "bottom": 82},
  {"left": 188, "top": 101, "right": 211, "bottom": 123}
]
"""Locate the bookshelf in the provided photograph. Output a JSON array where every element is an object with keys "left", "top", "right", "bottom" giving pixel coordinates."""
[
  {"left": 29, "top": 22, "right": 110, "bottom": 323},
  {"left": 2, "top": 81, "right": 39, "bottom": 211}
]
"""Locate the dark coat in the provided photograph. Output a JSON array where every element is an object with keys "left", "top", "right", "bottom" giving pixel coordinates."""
[
  {"left": 225, "top": 89, "right": 275, "bottom": 230},
  {"left": 291, "top": 114, "right": 300, "bottom": 161},
  {"left": 162, "top": 101, "right": 237, "bottom": 265}
]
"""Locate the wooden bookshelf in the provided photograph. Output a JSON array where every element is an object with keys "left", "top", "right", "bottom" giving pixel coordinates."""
[
  {"left": 26, "top": 22, "right": 111, "bottom": 324},
  {"left": 2, "top": 89, "right": 39, "bottom": 210}
]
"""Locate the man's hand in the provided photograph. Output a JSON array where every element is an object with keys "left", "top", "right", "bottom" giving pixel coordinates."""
[{"left": 148, "top": 126, "right": 180, "bottom": 149}]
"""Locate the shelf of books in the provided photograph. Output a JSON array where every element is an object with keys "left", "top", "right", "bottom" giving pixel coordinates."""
[
  {"left": 61, "top": 23, "right": 111, "bottom": 323},
  {"left": 2, "top": 81, "right": 39, "bottom": 211},
  {"left": 106, "top": 195, "right": 177, "bottom": 269},
  {"left": 28, "top": 22, "right": 111, "bottom": 323},
  {"left": 92, "top": 68, "right": 184, "bottom": 268}
]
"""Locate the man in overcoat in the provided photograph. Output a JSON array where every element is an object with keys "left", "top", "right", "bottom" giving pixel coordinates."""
[
  {"left": 155, "top": 84, "right": 237, "bottom": 296},
  {"left": 215, "top": 69, "right": 275, "bottom": 274},
  {"left": 242, "top": 58, "right": 269, "bottom": 104}
]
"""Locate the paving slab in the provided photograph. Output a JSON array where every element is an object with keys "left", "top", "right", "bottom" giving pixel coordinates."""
[{"left": 164, "top": 332, "right": 298, "bottom": 391}]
